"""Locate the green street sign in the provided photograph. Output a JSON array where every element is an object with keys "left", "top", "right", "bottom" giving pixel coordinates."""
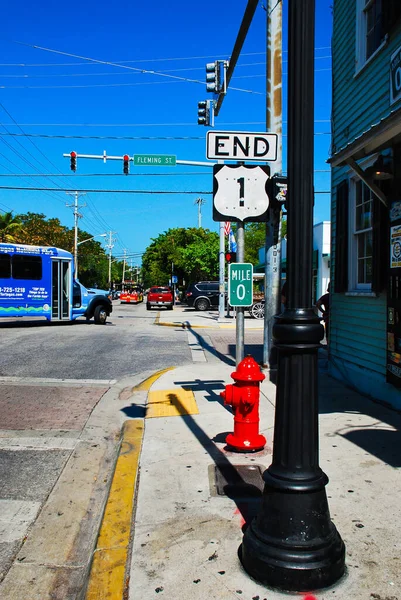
[
  {"left": 133, "top": 154, "right": 176, "bottom": 166},
  {"left": 228, "top": 263, "right": 253, "bottom": 307}
]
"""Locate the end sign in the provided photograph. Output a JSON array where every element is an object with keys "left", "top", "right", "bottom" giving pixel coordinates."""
[
  {"left": 207, "top": 131, "right": 278, "bottom": 161},
  {"left": 228, "top": 263, "right": 253, "bottom": 307}
]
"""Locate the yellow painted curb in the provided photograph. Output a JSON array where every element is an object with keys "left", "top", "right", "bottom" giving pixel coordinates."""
[
  {"left": 132, "top": 366, "right": 175, "bottom": 392},
  {"left": 85, "top": 419, "right": 144, "bottom": 600},
  {"left": 146, "top": 388, "right": 199, "bottom": 418}
]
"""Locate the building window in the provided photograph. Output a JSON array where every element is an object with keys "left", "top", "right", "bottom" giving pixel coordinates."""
[
  {"left": 355, "top": 0, "right": 401, "bottom": 70},
  {"left": 352, "top": 180, "right": 373, "bottom": 288}
]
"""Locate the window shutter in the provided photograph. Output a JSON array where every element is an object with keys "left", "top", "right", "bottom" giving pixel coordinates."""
[
  {"left": 383, "top": 0, "right": 401, "bottom": 35},
  {"left": 372, "top": 196, "right": 388, "bottom": 294},
  {"left": 334, "top": 180, "right": 349, "bottom": 293}
]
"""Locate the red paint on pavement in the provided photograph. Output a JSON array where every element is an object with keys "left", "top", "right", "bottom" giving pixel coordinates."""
[
  {"left": 233, "top": 507, "right": 246, "bottom": 528},
  {"left": 0, "top": 385, "right": 108, "bottom": 430}
]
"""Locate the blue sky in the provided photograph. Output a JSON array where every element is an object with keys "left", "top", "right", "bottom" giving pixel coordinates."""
[{"left": 0, "top": 0, "right": 333, "bottom": 265}]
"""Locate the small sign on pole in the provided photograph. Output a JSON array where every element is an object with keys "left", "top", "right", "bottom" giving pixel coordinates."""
[
  {"left": 229, "top": 263, "right": 253, "bottom": 307},
  {"left": 133, "top": 155, "right": 176, "bottom": 166}
]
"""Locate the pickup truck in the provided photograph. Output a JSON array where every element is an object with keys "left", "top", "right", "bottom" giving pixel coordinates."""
[
  {"left": 146, "top": 286, "right": 173, "bottom": 311},
  {"left": 73, "top": 284, "right": 113, "bottom": 324}
]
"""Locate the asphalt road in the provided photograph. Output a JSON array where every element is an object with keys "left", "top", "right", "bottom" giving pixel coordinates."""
[{"left": 0, "top": 300, "right": 192, "bottom": 380}]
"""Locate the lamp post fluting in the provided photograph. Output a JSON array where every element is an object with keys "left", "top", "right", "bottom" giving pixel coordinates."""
[{"left": 240, "top": 0, "right": 345, "bottom": 591}]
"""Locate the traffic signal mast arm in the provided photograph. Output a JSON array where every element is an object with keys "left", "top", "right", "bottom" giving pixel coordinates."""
[
  {"left": 214, "top": 0, "right": 259, "bottom": 117},
  {"left": 63, "top": 152, "right": 216, "bottom": 168}
]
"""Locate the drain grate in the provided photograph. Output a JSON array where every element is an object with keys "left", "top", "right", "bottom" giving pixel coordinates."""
[{"left": 211, "top": 464, "right": 265, "bottom": 498}]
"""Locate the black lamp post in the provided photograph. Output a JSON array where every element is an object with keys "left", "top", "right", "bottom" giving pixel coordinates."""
[{"left": 240, "top": 0, "right": 345, "bottom": 591}]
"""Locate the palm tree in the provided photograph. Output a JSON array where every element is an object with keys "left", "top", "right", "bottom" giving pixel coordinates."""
[{"left": 0, "top": 211, "right": 24, "bottom": 243}]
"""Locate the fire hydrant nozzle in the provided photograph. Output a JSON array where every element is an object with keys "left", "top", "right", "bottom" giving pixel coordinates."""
[{"left": 220, "top": 355, "right": 266, "bottom": 452}]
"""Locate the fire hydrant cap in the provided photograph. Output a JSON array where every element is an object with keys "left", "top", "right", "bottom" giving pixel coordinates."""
[{"left": 231, "top": 355, "right": 265, "bottom": 382}]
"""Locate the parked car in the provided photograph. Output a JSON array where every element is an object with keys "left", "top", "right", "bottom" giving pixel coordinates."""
[
  {"left": 146, "top": 286, "right": 173, "bottom": 310},
  {"left": 185, "top": 281, "right": 222, "bottom": 311}
]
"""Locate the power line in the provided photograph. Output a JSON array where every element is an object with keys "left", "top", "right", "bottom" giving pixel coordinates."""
[
  {"left": 0, "top": 172, "right": 214, "bottom": 177},
  {"left": 0, "top": 47, "right": 332, "bottom": 67},
  {"left": 0, "top": 185, "right": 330, "bottom": 194},
  {"left": 11, "top": 41, "right": 259, "bottom": 95},
  {"left": 0, "top": 185, "right": 214, "bottom": 193},
  {"left": 0, "top": 170, "right": 331, "bottom": 177},
  {"left": 0, "top": 58, "right": 332, "bottom": 80},
  {"left": 0, "top": 103, "right": 74, "bottom": 191}
]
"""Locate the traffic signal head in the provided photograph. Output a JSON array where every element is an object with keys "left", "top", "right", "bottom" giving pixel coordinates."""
[
  {"left": 206, "top": 62, "right": 221, "bottom": 93},
  {"left": 197, "top": 100, "right": 210, "bottom": 126},
  {"left": 225, "top": 252, "right": 236, "bottom": 263},
  {"left": 70, "top": 151, "right": 77, "bottom": 172},
  {"left": 123, "top": 154, "right": 129, "bottom": 175}
]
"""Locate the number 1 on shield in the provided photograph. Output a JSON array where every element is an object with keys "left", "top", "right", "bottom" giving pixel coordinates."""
[{"left": 237, "top": 177, "right": 245, "bottom": 206}]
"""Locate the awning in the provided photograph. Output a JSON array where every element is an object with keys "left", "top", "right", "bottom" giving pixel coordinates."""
[{"left": 329, "top": 105, "right": 401, "bottom": 167}]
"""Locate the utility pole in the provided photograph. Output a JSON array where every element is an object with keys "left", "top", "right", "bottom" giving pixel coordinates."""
[
  {"left": 105, "top": 231, "right": 115, "bottom": 290},
  {"left": 262, "top": 0, "right": 283, "bottom": 368},
  {"left": 218, "top": 222, "right": 225, "bottom": 320},
  {"left": 194, "top": 197, "right": 206, "bottom": 228},
  {"left": 66, "top": 191, "right": 86, "bottom": 278},
  {"left": 122, "top": 249, "right": 127, "bottom": 289}
]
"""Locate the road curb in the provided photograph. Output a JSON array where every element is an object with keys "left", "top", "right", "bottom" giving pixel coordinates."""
[
  {"left": 83, "top": 368, "right": 174, "bottom": 599},
  {"left": 84, "top": 420, "right": 144, "bottom": 600}
]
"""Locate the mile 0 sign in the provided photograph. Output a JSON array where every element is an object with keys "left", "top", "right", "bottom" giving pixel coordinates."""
[{"left": 213, "top": 164, "right": 270, "bottom": 222}]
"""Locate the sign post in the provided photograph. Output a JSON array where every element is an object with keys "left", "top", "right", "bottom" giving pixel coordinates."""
[{"left": 210, "top": 133, "right": 276, "bottom": 365}]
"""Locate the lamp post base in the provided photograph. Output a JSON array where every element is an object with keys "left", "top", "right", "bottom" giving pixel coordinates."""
[{"left": 240, "top": 475, "right": 345, "bottom": 592}]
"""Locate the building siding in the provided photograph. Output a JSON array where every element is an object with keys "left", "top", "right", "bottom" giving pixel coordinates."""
[
  {"left": 330, "top": 1, "right": 401, "bottom": 407},
  {"left": 332, "top": 1, "right": 401, "bottom": 156}
]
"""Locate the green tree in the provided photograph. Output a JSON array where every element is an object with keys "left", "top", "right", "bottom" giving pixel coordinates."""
[
  {"left": 244, "top": 223, "right": 266, "bottom": 266},
  {"left": 18, "top": 212, "right": 73, "bottom": 249},
  {"left": 142, "top": 227, "right": 220, "bottom": 289},
  {"left": 0, "top": 211, "right": 24, "bottom": 242},
  {"left": 6, "top": 211, "right": 112, "bottom": 289}
]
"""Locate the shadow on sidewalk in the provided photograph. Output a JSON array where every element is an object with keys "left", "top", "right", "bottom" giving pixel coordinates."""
[
  {"left": 186, "top": 324, "right": 235, "bottom": 366},
  {"left": 174, "top": 378, "right": 232, "bottom": 414},
  {"left": 318, "top": 371, "right": 401, "bottom": 468},
  {"left": 174, "top": 394, "right": 263, "bottom": 527}
]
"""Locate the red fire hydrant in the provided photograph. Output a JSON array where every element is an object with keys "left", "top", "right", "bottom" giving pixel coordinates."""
[{"left": 220, "top": 355, "right": 266, "bottom": 452}]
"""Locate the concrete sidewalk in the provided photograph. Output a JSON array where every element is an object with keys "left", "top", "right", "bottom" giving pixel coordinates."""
[
  {"left": 156, "top": 303, "right": 266, "bottom": 330},
  {"left": 119, "top": 362, "right": 401, "bottom": 600}
]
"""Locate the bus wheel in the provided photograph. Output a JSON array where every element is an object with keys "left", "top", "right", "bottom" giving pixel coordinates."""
[{"left": 94, "top": 305, "right": 108, "bottom": 324}]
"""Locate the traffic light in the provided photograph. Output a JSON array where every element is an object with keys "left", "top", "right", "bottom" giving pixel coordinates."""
[
  {"left": 123, "top": 154, "right": 129, "bottom": 175},
  {"left": 225, "top": 252, "right": 236, "bottom": 263},
  {"left": 206, "top": 62, "right": 221, "bottom": 93},
  {"left": 197, "top": 100, "right": 210, "bottom": 126},
  {"left": 70, "top": 151, "right": 77, "bottom": 171}
]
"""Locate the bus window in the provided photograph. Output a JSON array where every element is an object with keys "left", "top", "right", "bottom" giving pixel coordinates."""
[
  {"left": 73, "top": 281, "right": 82, "bottom": 307},
  {"left": 12, "top": 255, "right": 42, "bottom": 280},
  {"left": 0, "top": 254, "right": 11, "bottom": 278}
]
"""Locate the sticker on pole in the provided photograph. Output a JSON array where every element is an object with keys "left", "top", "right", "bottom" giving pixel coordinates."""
[{"left": 228, "top": 263, "right": 253, "bottom": 307}]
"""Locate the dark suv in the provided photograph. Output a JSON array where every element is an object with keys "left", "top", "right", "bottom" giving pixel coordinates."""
[{"left": 185, "top": 281, "right": 221, "bottom": 311}]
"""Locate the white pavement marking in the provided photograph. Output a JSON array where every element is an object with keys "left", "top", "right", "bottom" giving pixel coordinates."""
[
  {"left": 187, "top": 330, "right": 206, "bottom": 362},
  {"left": 0, "top": 376, "right": 116, "bottom": 386},
  {"left": 0, "top": 437, "right": 77, "bottom": 451},
  {"left": 0, "top": 500, "right": 41, "bottom": 543}
]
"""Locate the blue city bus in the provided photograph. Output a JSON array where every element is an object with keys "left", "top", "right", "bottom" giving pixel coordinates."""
[{"left": 0, "top": 243, "right": 112, "bottom": 323}]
